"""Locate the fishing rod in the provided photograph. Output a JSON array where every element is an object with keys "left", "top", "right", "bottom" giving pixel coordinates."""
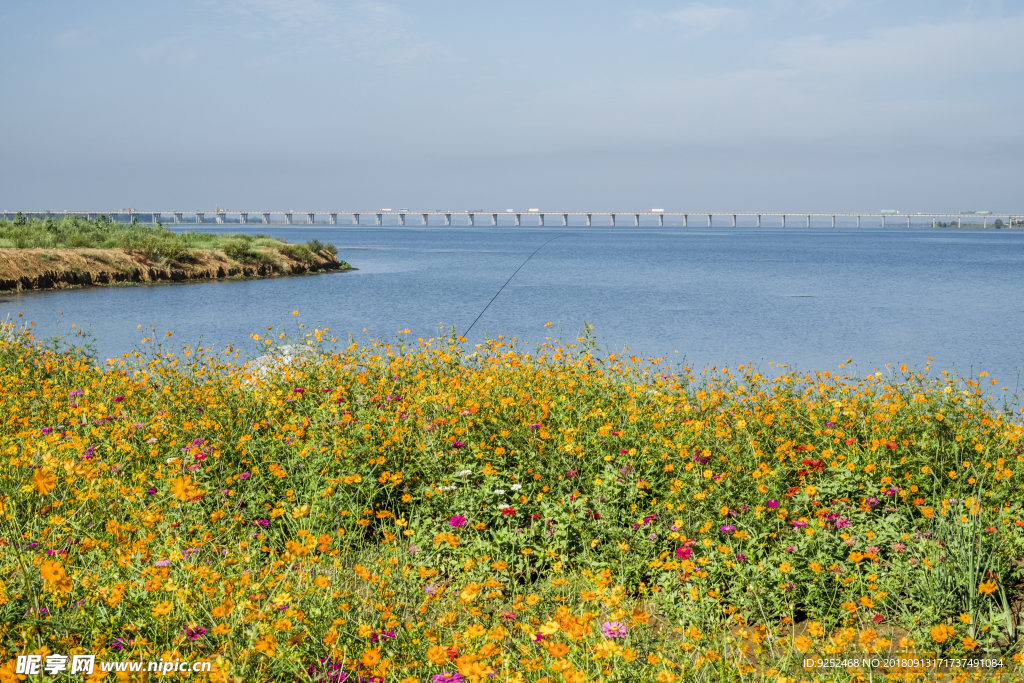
[{"left": 464, "top": 233, "right": 574, "bottom": 337}]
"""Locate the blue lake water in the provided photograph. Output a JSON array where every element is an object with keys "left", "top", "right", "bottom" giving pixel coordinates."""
[{"left": 2, "top": 225, "right": 1023, "bottom": 388}]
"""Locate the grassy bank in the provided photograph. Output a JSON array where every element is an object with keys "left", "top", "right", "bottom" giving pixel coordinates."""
[
  {"left": 2, "top": 320, "right": 1024, "bottom": 682},
  {"left": 0, "top": 213, "right": 339, "bottom": 266}
]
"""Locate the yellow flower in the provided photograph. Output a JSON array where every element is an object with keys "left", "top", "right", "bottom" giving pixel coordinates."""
[
  {"left": 779, "top": 562, "right": 792, "bottom": 573},
  {"left": 805, "top": 485, "right": 817, "bottom": 497},
  {"left": 291, "top": 504, "right": 310, "bottom": 519},
  {"left": 978, "top": 581, "right": 998, "bottom": 595},
  {"left": 273, "top": 618, "right": 292, "bottom": 631},
  {"left": 151, "top": 601, "right": 173, "bottom": 617},
  {"left": 538, "top": 621, "right": 559, "bottom": 635},
  {"left": 357, "top": 624, "right": 373, "bottom": 638},
  {"left": 959, "top": 613, "right": 971, "bottom": 624}
]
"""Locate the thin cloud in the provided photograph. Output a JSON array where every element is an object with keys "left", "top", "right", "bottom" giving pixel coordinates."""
[
  {"left": 636, "top": 4, "right": 746, "bottom": 36},
  {"left": 139, "top": 38, "right": 198, "bottom": 65}
]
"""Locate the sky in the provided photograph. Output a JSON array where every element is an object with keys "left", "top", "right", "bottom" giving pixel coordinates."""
[{"left": 1, "top": 0, "right": 1021, "bottom": 212}]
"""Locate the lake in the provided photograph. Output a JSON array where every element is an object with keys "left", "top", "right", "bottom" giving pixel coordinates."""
[{"left": 2, "top": 224, "right": 1023, "bottom": 387}]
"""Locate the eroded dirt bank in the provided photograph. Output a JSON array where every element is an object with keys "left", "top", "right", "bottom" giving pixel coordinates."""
[{"left": 0, "top": 247, "right": 351, "bottom": 292}]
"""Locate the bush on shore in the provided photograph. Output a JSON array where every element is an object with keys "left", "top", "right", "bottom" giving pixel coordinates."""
[
  {"left": 1, "top": 319, "right": 1023, "bottom": 682},
  {"left": 0, "top": 214, "right": 337, "bottom": 265}
]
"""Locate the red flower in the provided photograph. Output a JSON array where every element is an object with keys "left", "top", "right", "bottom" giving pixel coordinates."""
[
  {"left": 501, "top": 507, "right": 516, "bottom": 516},
  {"left": 872, "top": 614, "right": 884, "bottom": 624},
  {"left": 886, "top": 442, "right": 898, "bottom": 450}
]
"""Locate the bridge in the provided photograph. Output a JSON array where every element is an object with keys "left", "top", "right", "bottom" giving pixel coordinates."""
[{"left": 3, "top": 209, "right": 1020, "bottom": 229}]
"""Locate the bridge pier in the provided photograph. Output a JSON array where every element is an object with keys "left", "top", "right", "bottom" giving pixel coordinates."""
[
  {"left": 307, "top": 212, "right": 315, "bottom": 225},
  {"left": 586, "top": 213, "right": 591, "bottom": 227},
  {"left": 353, "top": 214, "right": 359, "bottom": 225},
  {"left": 908, "top": 216, "right": 911, "bottom": 228},
  {"left": 216, "top": 212, "right": 225, "bottom": 224},
  {"left": 781, "top": 215, "right": 785, "bottom": 227},
  {"left": 538, "top": 213, "right": 544, "bottom": 226},
  {"left": 330, "top": 213, "right": 337, "bottom": 225},
  {"left": 285, "top": 212, "right": 293, "bottom": 225},
  {"left": 806, "top": 215, "right": 810, "bottom": 228},
  {"left": 932, "top": 216, "right": 936, "bottom": 228},
  {"left": 239, "top": 213, "right": 247, "bottom": 224},
  {"left": 732, "top": 214, "right": 737, "bottom": 227},
  {"left": 756, "top": 214, "right": 761, "bottom": 227},
  {"left": 707, "top": 214, "right": 712, "bottom": 227},
  {"left": 610, "top": 214, "right": 616, "bottom": 226},
  {"left": 683, "top": 214, "right": 687, "bottom": 227},
  {"left": 263, "top": 213, "right": 270, "bottom": 224},
  {"left": 492, "top": 213, "right": 498, "bottom": 226},
  {"left": 445, "top": 213, "right": 451, "bottom": 226},
  {"left": 562, "top": 213, "right": 568, "bottom": 226},
  {"left": 399, "top": 213, "right": 406, "bottom": 226},
  {"left": 152, "top": 212, "right": 161, "bottom": 224},
  {"left": 857, "top": 215, "right": 860, "bottom": 228},
  {"left": 958, "top": 216, "right": 961, "bottom": 228},
  {"left": 658, "top": 214, "right": 664, "bottom": 226},
  {"left": 422, "top": 213, "right": 429, "bottom": 226},
  {"left": 831, "top": 215, "right": 835, "bottom": 228},
  {"left": 515, "top": 213, "right": 521, "bottom": 226},
  {"left": 196, "top": 212, "right": 204, "bottom": 224},
  {"left": 882, "top": 215, "right": 885, "bottom": 228},
  {"left": 174, "top": 212, "right": 183, "bottom": 224},
  {"left": 468, "top": 213, "right": 474, "bottom": 226},
  {"left": 375, "top": 213, "right": 382, "bottom": 226}
]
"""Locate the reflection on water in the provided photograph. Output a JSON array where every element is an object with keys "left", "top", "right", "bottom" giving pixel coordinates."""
[{"left": 2, "top": 225, "right": 1023, "bottom": 382}]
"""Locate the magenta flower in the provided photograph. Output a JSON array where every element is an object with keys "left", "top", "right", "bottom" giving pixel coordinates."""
[
  {"left": 239, "top": 472, "right": 252, "bottom": 480},
  {"left": 720, "top": 524, "right": 736, "bottom": 533},
  {"left": 767, "top": 499, "right": 780, "bottom": 509},
  {"left": 601, "top": 621, "right": 628, "bottom": 638},
  {"left": 449, "top": 515, "right": 468, "bottom": 528},
  {"left": 432, "top": 673, "right": 465, "bottom": 683},
  {"left": 675, "top": 546, "right": 692, "bottom": 560},
  {"left": 452, "top": 441, "right": 465, "bottom": 448}
]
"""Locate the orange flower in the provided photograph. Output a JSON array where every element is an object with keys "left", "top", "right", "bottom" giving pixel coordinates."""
[
  {"left": 930, "top": 623, "right": 955, "bottom": 643},
  {"left": 978, "top": 581, "right": 998, "bottom": 595},
  {"left": 31, "top": 467, "right": 57, "bottom": 495},
  {"left": 169, "top": 475, "right": 200, "bottom": 502},
  {"left": 40, "top": 559, "right": 72, "bottom": 594},
  {"left": 360, "top": 649, "right": 381, "bottom": 668},
  {"left": 547, "top": 642, "right": 569, "bottom": 658},
  {"left": 255, "top": 634, "right": 277, "bottom": 656}
]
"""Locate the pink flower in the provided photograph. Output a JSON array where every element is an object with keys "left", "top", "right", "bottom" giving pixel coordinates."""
[
  {"left": 601, "top": 621, "right": 628, "bottom": 639},
  {"left": 449, "top": 515, "right": 467, "bottom": 528},
  {"left": 675, "top": 546, "right": 692, "bottom": 560}
]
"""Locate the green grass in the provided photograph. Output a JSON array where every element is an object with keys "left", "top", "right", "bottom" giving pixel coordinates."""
[{"left": 0, "top": 213, "right": 339, "bottom": 265}]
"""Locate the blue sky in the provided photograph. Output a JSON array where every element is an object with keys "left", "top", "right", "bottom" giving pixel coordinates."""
[{"left": 1, "top": 0, "right": 1021, "bottom": 212}]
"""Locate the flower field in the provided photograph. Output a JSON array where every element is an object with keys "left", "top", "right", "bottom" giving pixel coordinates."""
[{"left": 3, "top": 317, "right": 1024, "bottom": 682}]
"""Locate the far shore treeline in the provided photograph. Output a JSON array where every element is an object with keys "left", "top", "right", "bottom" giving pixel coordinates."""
[{"left": 0, "top": 212, "right": 338, "bottom": 266}]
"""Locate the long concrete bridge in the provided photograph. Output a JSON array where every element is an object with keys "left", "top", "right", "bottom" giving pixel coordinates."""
[{"left": 3, "top": 210, "right": 1020, "bottom": 229}]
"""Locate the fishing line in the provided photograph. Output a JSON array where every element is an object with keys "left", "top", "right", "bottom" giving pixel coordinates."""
[{"left": 464, "top": 233, "right": 574, "bottom": 337}]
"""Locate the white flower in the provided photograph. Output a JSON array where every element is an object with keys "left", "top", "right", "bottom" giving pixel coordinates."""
[
  {"left": 458, "top": 470, "right": 472, "bottom": 476},
  {"left": 511, "top": 484, "right": 522, "bottom": 491},
  {"left": 493, "top": 489, "right": 506, "bottom": 495},
  {"left": 438, "top": 485, "right": 459, "bottom": 492},
  {"left": 166, "top": 458, "right": 178, "bottom": 465},
  {"left": 497, "top": 503, "right": 510, "bottom": 510}
]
